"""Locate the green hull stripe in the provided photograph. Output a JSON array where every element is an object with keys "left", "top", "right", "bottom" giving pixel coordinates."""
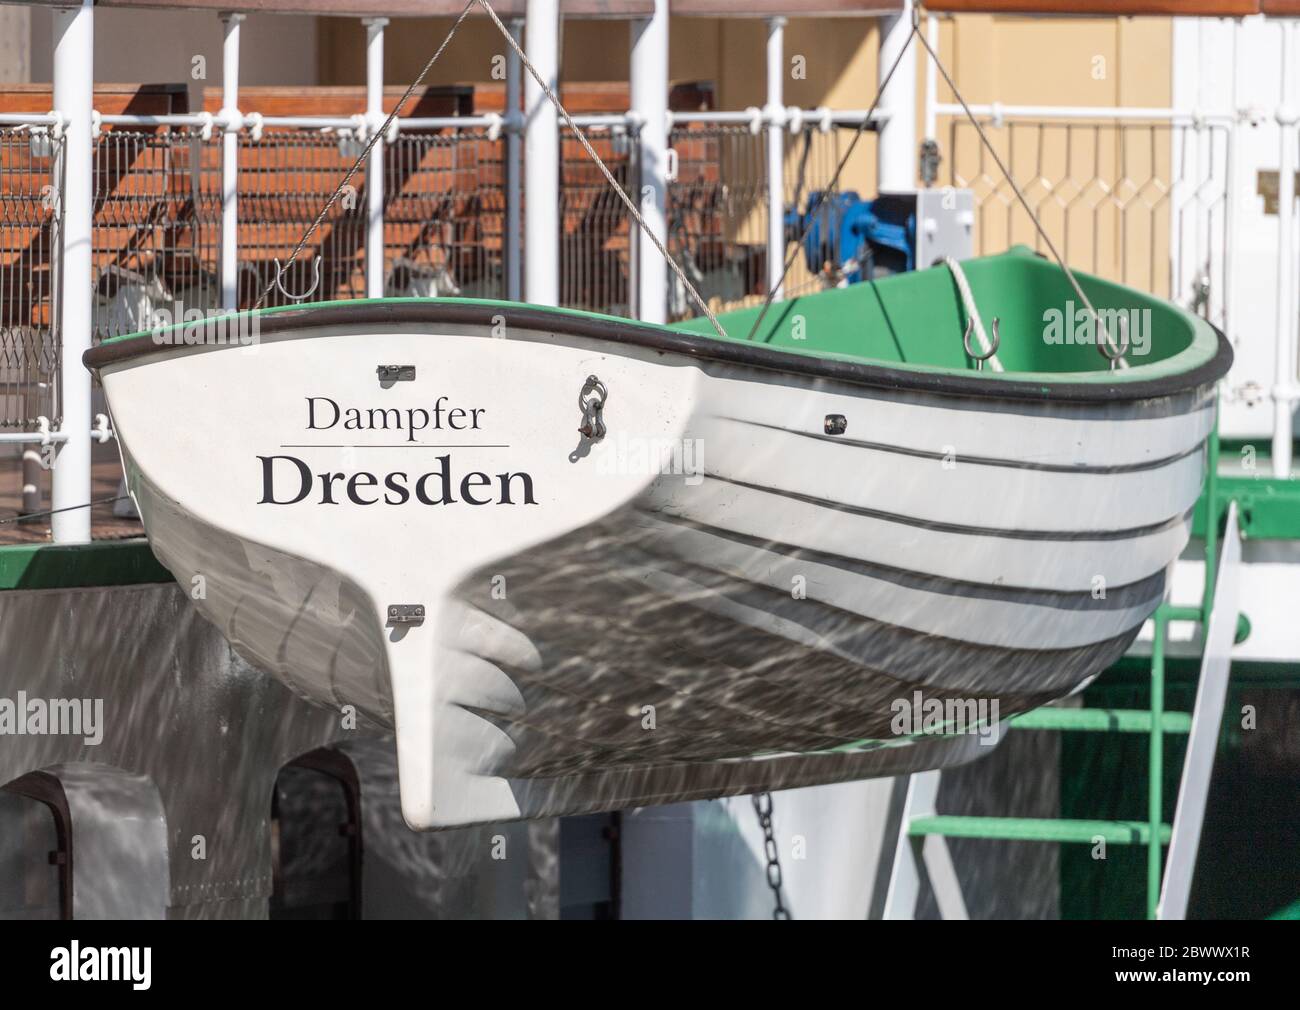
[{"left": 0, "top": 539, "right": 173, "bottom": 591}]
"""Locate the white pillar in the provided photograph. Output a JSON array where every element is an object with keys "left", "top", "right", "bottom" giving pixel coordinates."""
[
  {"left": 524, "top": 0, "right": 559, "bottom": 306},
  {"left": 364, "top": 17, "right": 388, "bottom": 299},
  {"left": 1274, "top": 22, "right": 1297, "bottom": 478},
  {"left": 219, "top": 12, "right": 244, "bottom": 311},
  {"left": 877, "top": 1, "right": 917, "bottom": 192},
  {"left": 51, "top": 1, "right": 93, "bottom": 543},
  {"left": 765, "top": 16, "right": 786, "bottom": 301},
  {"left": 505, "top": 17, "right": 524, "bottom": 302},
  {"left": 631, "top": 1, "right": 668, "bottom": 324}
]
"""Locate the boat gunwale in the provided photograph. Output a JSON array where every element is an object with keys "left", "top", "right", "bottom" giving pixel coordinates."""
[{"left": 83, "top": 298, "right": 1233, "bottom": 405}]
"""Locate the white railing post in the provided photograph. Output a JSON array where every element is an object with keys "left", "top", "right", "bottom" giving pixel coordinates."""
[
  {"left": 505, "top": 16, "right": 524, "bottom": 302},
  {"left": 364, "top": 17, "right": 388, "bottom": 299},
  {"left": 219, "top": 12, "right": 244, "bottom": 312},
  {"left": 1274, "top": 21, "right": 1297, "bottom": 478},
  {"left": 765, "top": 16, "right": 786, "bottom": 301},
  {"left": 51, "top": 0, "right": 93, "bottom": 544},
  {"left": 525, "top": 0, "right": 559, "bottom": 306},
  {"left": 631, "top": 0, "right": 668, "bottom": 324},
  {"left": 878, "top": 0, "right": 917, "bottom": 192},
  {"left": 923, "top": 13, "right": 938, "bottom": 149}
]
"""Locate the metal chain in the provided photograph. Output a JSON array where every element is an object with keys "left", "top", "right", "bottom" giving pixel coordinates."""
[
  {"left": 751, "top": 792, "right": 791, "bottom": 920},
  {"left": 252, "top": 0, "right": 479, "bottom": 310},
  {"left": 475, "top": 0, "right": 728, "bottom": 340}
]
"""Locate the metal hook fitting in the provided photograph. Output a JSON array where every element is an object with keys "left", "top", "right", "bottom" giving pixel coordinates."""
[
  {"left": 577, "top": 374, "right": 608, "bottom": 442},
  {"left": 1099, "top": 314, "right": 1130, "bottom": 371},
  {"left": 272, "top": 255, "right": 323, "bottom": 304},
  {"left": 963, "top": 316, "right": 1000, "bottom": 371}
]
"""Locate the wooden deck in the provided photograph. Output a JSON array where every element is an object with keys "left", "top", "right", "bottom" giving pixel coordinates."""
[{"left": 0, "top": 448, "right": 144, "bottom": 545}]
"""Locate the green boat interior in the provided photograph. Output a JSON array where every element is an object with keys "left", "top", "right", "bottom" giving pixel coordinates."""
[{"left": 673, "top": 245, "right": 1221, "bottom": 381}]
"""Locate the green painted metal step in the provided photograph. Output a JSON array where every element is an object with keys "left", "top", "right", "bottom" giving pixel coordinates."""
[
  {"left": 1009, "top": 707, "right": 1192, "bottom": 734},
  {"left": 907, "top": 815, "right": 1173, "bottom": 846}
]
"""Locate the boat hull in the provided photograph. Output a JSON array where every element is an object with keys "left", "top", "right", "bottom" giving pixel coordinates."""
[{"left": 92, "top": 306, "right": 1220, "bottom": 828}]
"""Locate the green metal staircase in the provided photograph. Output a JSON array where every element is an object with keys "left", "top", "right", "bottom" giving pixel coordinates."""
[{"left": 882, "top": 419, "right": 1252, "bottom": 920}]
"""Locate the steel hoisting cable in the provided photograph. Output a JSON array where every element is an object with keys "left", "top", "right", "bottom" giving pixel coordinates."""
[
  {"left": 744, "top": 9, "right": 1125, "bottom": 368},
  {"left": 254, "top": 0, "right": 1118, "bottom": 368},
  {"left": 473, "top": 0, "right": 728, "bottom": 340},
  {"left": 913, "top": 21, "right": 1128, "bottom": 368},
  {"left": 252, "top": 0, "right": 480, "bottom": 311}
]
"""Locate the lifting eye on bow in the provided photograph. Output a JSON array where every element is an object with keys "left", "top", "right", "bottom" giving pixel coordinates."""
[
  {"left": 272, "top": 255, "right": 323, "bottom": 304},
  {"left": 577, "top": 374, "right": 608, "bottom": 442}
]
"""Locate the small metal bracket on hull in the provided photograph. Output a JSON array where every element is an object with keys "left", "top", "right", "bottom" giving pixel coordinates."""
[
  {"left": 824, "top": 414, "right": 848, "bottom": 435},
  {"left": 386, "top": 604, "right": 426, "bottom": 626},
  {"left": 377, "top": 365, "right": 417, "bottom": 384}
]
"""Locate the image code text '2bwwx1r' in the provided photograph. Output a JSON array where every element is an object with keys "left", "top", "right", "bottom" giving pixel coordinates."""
[{"left": 84, "top": 247, "right": 1231, "bottom": 829}]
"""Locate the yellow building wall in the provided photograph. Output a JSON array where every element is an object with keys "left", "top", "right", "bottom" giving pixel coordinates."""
[
  {"left": 319, "top": 13, "right": 1174, "bottom": 294},
  {"left": 935, "top": 15, "right": 1173, "bottom": 292}
]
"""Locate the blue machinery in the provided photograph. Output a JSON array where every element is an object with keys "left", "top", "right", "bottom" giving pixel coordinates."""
[
  {"left": 785, "top": 188, "right": 975, "bottom": 283},
  {"left": 785, "top": 191, "right": 917, "bottom": 281}
]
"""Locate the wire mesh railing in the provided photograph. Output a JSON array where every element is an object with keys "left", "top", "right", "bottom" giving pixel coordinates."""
[
  {"left": 239, "top": 129, "right": 368, "bottom": 307},
  {"left": 91, "top": 129, "right": 222, "bottom": 343},
  {"left": 0, "top": 117, "right": 878, "bottom": 435},
  {"left": 666, "top": 124, "right": 765, "bottom": 321},
  {"left": 560, "top": 126, "right": 638, "bottom": 317},
  {"left": 0, "top": 128, "right": 62, "bottom": 430},
  {"left": 944, "top": 117, "right": 1232, "bottom": 331},
  {"left": 386, "top": 130, "right": 506, "bottom": 300},
  {"left": 665, "top": 123, "right": 869, "bottom": 321}
]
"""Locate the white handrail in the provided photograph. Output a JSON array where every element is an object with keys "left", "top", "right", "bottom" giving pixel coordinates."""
[
  {"left": 0, "top": 112, "right": 65, "bottom": 128},
  {"left": 6, "top": 106, "right": 890, "bottom": 137},
  {"left": 933, "top": 101, "right": 1236, "bottom": 125},
  {"left": 98, "top": 113, "right": 217, "bottom": 128}
]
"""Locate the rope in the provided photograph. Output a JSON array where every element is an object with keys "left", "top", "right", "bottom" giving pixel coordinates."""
[
  {"left": 252, "top": 0, "right": 480, "bottom": 311},
  {"left": 944, "top": 255, "right": 1004, "bottom": 373},
  {"left": 474, "top": 0, "right": 727, "bottom": 340},
  {"left": 914, "top": 25, "right": 1127, "bottom": 368}
]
